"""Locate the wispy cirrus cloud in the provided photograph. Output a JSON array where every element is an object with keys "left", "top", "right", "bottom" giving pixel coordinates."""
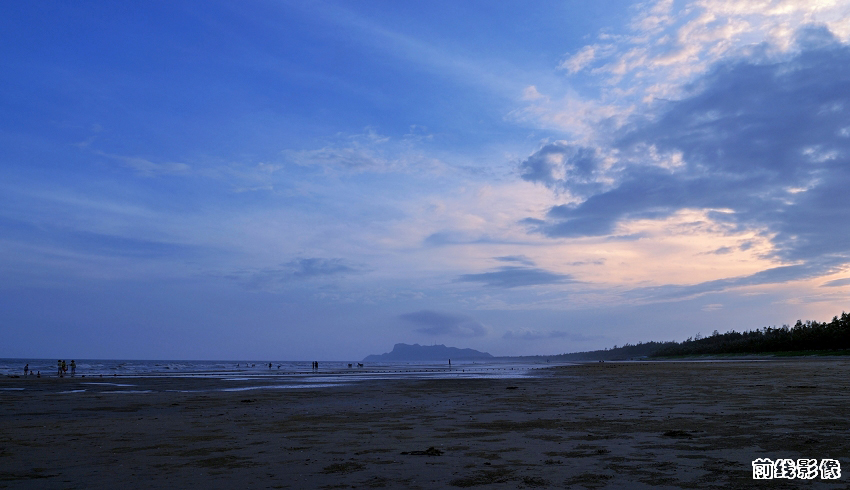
[
  {"left": 229, "top": 257, "right": 361, "bottom": 291},
  {"left": 282, "top": 128, "right": 443, "bottom": 174},
  {"left": 626, "top": 259, "right": 847, "bottom": 302},
  {"left": 456, "top": 266, "right": 574, "bottom": 289},
  {"left": 399, "top": 310, "right": 488, "bottom": 337},
  {"left": 822, "top": 277, "right": 850, "bottom": 288},
  {"left": 494, "top": 255, "right": 535, "bottom": 266},
  {"left": 502, "top": 328, "right": 605, "bottom": 342},
  {"left": 95, "top": 151, "right": 191, "bottom": 177}
]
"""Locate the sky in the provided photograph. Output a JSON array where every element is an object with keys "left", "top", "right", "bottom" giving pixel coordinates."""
[{"left": 3, "top": 0, "right": 850, "bottom": 361}]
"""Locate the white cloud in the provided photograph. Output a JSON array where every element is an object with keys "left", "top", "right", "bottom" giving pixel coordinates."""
[
  {"left": 95, "top": 151, "right": 191, "bottom": 177},
  {"left": 522, "top": 0, "right": 850, "bottom": 138},
  {"left": 521, "top": 85, "right": 546, "bottom": 101},
  {"left": 282, "top": 128, "right": 445, "bottom": 174},
  {"left": 559, "top": 45, "right": 598, "bottom": 73}
]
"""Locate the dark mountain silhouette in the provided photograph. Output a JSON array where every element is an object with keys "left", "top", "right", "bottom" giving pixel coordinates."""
[{"left": 363, "top": 343, "right": 493, "bottom": 362}]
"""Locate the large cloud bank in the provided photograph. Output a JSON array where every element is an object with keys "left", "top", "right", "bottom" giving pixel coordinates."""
[{"left": 522, "top": 26, "right": 850, "bottom": 294}]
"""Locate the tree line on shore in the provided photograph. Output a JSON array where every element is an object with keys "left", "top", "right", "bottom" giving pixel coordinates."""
[{"left": 551, "top": 310, "right": 850, "bottom": 360}]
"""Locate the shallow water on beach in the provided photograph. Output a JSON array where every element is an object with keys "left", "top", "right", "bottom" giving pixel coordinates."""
[{"left": 0, "top": 357, "right": 563, "bottom": 393}]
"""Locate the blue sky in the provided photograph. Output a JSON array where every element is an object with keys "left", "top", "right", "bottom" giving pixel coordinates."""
[{"left": 3, "top": 0, "right": 850, "bottom": 360}]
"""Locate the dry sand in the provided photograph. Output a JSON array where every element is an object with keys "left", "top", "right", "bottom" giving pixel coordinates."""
[{"left": 1, "top": 359, "right": 848, "bottom": 489}]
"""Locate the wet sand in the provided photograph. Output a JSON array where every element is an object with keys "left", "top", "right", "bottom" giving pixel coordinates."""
[{"left": 1, "top": 359, "right": 848, "bottom": 489}]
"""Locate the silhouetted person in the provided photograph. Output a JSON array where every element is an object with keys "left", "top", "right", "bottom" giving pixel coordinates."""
[
  {"left": 24, "top": 364, "right": 28, "bottom": 376},
  {"left": 70, "top": 360, "right": 76, "bottom": 376}
]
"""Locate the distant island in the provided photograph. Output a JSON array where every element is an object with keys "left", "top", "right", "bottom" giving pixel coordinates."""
[{"left": 363, "top": 343, "right": 493, "bottom": 362}]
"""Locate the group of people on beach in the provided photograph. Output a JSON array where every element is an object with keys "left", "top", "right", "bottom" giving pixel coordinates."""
[
  {"left": 22, "top": 364, "right": 40, "bottom": 377},
  {"left": 20, "top": 361, "right": 75, "bottom": 378},
  {"left": 55, "top": 360, "right": 76, "bottom": 377}
]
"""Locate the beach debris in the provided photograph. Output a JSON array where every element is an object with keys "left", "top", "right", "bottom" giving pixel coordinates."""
[
  {"left": 362, "top": 476, "right": 389, "bottom": 487},
  {"left": 566, "top": 473, "right": 613, "bottom": 487},
  {"left": 506, "top": 386, "right": 518, "bottom": 390},
  {"left": 401, "top": 446, "right": 443, "bottom": 456},
  {"left": 450, "top": 468, "right": 514, "bottom": 487},
  {"left": 322, "top": 461, "right": 365, "bottom": 474},
  {"left": 240, "top": 399, "right": 256, "bottom": 403},
  {"left": 662, "top": 430, "right": 692, "bottom": 439},
  {"left": 522, "top": 476, "right": 549, "bottom": 487}
]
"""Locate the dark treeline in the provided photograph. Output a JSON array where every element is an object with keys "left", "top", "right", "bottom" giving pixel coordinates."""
[
  {"left": 550, "top": 341, "right": 678, "bottom": 361},
  {"left": 547, "top": 311, "right": 850, "bottom": 360},
  {"left": 651, "top": 312, "right": 850, "bottom": 357}
]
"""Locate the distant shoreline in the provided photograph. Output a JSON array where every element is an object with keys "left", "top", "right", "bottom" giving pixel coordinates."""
[{"left": 499, "top": 349, "right": 850, "bottom": 362}]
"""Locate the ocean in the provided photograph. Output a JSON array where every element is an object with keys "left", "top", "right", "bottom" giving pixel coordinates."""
[{"left": 0, "top": 358, "right": 563, "bottom": 393}]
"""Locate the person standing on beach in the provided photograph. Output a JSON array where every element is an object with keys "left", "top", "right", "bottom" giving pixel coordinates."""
[
  {"left": 62, "top": 360, "right": 67, "bottom": 376},
  {"left": 24, "top": 364, "right": 28, "bottom": 376},
  {"left": 70, "top": 360, "right": 76, "bottom": 376},
  {"left": 57, "top": 360, "right": 62, "bottom": 377}
]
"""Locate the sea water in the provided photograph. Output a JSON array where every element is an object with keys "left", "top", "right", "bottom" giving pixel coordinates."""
[{"left": 0, "top": 358, "right": 564, "bottom": 393}]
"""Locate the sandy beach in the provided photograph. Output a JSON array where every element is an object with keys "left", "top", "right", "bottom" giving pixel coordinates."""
[{"left": 1, "top": 359, "right": 848, "bottom": 489}]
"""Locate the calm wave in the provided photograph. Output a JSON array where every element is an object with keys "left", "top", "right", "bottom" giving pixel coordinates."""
[{"left": 1, "top": 358, "right": 565, "bottom": 393}]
